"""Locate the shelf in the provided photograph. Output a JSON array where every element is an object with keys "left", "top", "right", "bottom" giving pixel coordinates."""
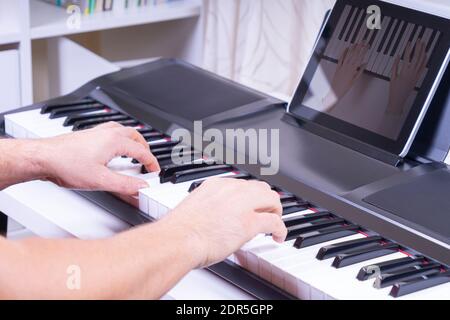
[
  {"left": 0, "top": 30, "right": 21, "bottom": 46},
  {"left": 30, "top": 0, "right": 202, "bottom": 40}
]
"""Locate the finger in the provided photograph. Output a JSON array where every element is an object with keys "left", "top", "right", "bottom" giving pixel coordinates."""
[
  {"left": 339, "top": 47, "right": 350, "bottom": 67},
  {"left": 412, "top": 40, "right": 424, "bottom": 65},
  {"left": 392, "top": 55, "right": 401, "bottom": 80},
  {"left": 96, "top": 168, "right": 149, "bottom": 196},
  {"left": 119, "top": 127, "right": 151, "bottom": 151},
  {"left": 252, "top": 213, "right": 288, "bottom": 243},
  {"left": 354, "top": 63, "right": 367, "bottom": 81},
  {"left": 118, "top": 138, "right": 160, "bottom": 172},
  {"left": 404, "top": 41, "right": 413, "bottom": 63},
  {"left": 247, "top": 182, "right": 283, "bottom": 215}
]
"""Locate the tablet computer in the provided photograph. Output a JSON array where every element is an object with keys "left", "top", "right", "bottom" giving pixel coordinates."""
[{"left": 288, "top": 0, "right": 450, "bottom": 158}]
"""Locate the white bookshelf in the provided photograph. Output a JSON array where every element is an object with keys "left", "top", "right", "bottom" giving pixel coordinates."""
[{"left": 0, "top": 0, "right": 203, "bottom": 111}]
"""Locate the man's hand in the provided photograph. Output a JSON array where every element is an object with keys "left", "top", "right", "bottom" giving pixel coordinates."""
[
  {"left": 33, "top": 122, "right": 160, "bottom": 195},
  {"left": 322, "top": 43, "right": 369, "bottom": 112},
  {"left": 162, "top": 178, "right": 287, "bottom": 268},
  {"left": 387, "top": 41, "right": 427, "bottom": 116}
]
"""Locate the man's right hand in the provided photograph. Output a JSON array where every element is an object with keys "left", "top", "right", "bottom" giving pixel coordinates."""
[{"left": 162, "top": 178, "right": 287, "bottom": 268}]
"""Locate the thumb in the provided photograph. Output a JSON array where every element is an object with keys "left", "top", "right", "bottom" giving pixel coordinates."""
[
  {"left": 99, "top": 169, "right": 149, "bottom": 196},
  {"left": 252, "top": 213, "right": 287, "bottom": 243}
]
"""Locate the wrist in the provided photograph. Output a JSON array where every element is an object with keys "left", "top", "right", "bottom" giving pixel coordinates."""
[
  {"left": 19, "top": 139, "right": 52, "bottom": 181},
  {"left": 161, "top": 213, "right": 207, "bottom": 269}
]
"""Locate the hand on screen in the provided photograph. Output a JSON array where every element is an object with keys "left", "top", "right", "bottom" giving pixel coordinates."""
[
  {"left": 387, "top": 41, "right": 428, "bottom": 116},
  {"left": 322, "top": 43, "right": 369, "bottom": 112}
]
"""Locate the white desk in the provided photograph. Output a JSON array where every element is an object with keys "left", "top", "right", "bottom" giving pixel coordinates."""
[{"left": 0, "top": 180, "right": 253, "bottom": 300}]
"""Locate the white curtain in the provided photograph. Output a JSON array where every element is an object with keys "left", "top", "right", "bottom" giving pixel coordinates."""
[{"left": 202, "top": 0, "right": 336, "bottom": 98}]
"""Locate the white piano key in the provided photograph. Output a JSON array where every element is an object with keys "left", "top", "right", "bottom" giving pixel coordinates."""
[
  {"left": 381, "top": 20, "right": 405, "bottom": 77},
  {"left": 335, "top": 7, "right": 359, "bottom": 60},
  {"left": 372, "top": 19, "right": 398, "bottom": 75},
  {"left": 326, "top": 4, "right": 352, "bottom": 59},
  {"left": 396, "top": 23, "right": 415, "bottom": 60},
  {"left": 367, "top": 17, "right": 391, "bottom": 71},
  {"left": 346, "top": 9, "right": 364, "bottom": 45}
]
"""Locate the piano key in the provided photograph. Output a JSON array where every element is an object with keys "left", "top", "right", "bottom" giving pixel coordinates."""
[
  {"left": 64, "top": 110, "right": 121, "bottom": 126},
  {"left": 395, "top": 23, "right": 415, "bottom": 61},
  {"left": 316, "top": 235, "right": 383, "bottom": 260},
  {"left": 346, "top": 8, "right": 364, "bottom": 44},
  {"left": 286, "top": 252, "right": 407, "bottom": 300},
  {"left": 49, "top": 104, "right": 105, "bottom": 119},
  {"left": 406, "top": 25, "right": 423, "bottom": 61},
  {"left": 390, "top": 271, "right": 450, "bottom": 298},
  {"left": 332, "top": 243, "right": 400, "bottom": 268},
  {"left": 283, "top": 212, "right": 332, "bottom": 228},
  {"left": 335, "top": 7, "right": 359, "bottom": 58},
  {"left": 255, "top": 233, "right": 364, "bottom": 288},
  {"left": 159, "top": 160, "right": 218, "bottom": 183},
  {"left": 149, "top": 140, "right": 181, "bottom": 150},
  {"left": 357, "top": 256, "right": 426, "bottom": 281},
  {"left": 374, "top": 264, "right": 442, "bottom": 289},
  {"left": 188, "top": 173, "right": 253, "bottom": 193},
  {"left": 350, "top": 10, "right": 367, "bottom": 45},
  {"left": 156, "top": 151, "right": 202, "bottom": 167},
  {"left": 371, "top": 19, "right": 399, "bottom": 74},
  {"left": 75, "top": 117, "right": 139, "bottom": 131},
  {"left": 286, "top": 218, "right": 346, "bottom": 241},
  {"left": 171, "top": 165, "right": 234, "bottom": 184},
  {"left": 325, "top": 4, "right": 352, "bottom": 58},
  {"left": 367, "top": 17, "right": 391, "bottom": 71},
  {"left": 72, "top": 115, "right": 131, "bottom": 131},
  {"left": 293, "top": 224, "right": 360, "bottom": 249},
  {"left": 375, "top": 19, "right": 401, "bottom": 76},
  {"left": 282, "top": 201, "right": 310, "bottom": 215},
  {"left": 426, "top": 30, "right": 441, "bottom": 60},
  {"left": 40, "top": 98, "right": 96, "bottom": 114},
  {"left": 381, "top": 20, "right": 405, "bottom": 76},
  {"left": 280, "top": 193, "right": 298, "bottom": 203}
]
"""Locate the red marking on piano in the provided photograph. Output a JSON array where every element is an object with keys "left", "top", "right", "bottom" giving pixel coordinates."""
[
  {"left": 398, "top": 249, "right": 412, "bottom": 257},
  {"left": 357, "top": 231, "right": 370, "bottom": 237}
]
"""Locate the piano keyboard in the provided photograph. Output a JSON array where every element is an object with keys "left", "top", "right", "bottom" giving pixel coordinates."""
[
  {"left": 4, "top": 98, "right": 450, "bottom": 300},
  {"left": 324, "top": 4, "right": 440, "bottom": 82}
]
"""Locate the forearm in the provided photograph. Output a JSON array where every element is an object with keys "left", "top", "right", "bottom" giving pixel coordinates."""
[
  {"left": 0, "top": 139, "right": 46, "bottom": 190},
  {"left": 0, "top": 218, "right": 200, "bottom": 299}
]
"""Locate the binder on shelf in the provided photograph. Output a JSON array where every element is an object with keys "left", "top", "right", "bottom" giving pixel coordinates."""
[{"left": 0, "top": 49, "right": 21, "bottom": 113}]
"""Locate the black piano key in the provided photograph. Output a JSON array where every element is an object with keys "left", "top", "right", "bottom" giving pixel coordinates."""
[
  {"left": 151, "top": 146, "right": 185, "bottom": 157},
  {"left": 280, "top": 194, "right": 298, "bottom": 203},
  {"left": 282, "top": 201, "right": 310, "bottom": 215},
  {"left": 49, "top": 103, "right": 105, "bottom": 119},
  {"left": 383, "top": 19, "right": 399, "bottom": 55},
  {"left": 284, "top": 212, "right": 332, "bottom": 228},
  {"left": 72, "top": 115, "right": 131, "bottom": 131},
  {"left": 159, "top": 161, "right": 217, "bottom": 183},
  {"left": 294, "top": 225, "right": 360, "bottom": 249},
  {"left": 338, "top": 6, "right": 356, "bottom": 40},
  {"left": 156, "top": 151, "right": 201, "bottom": 164},
  {"left": 142, "top": 131, "right": 167, "bottom": 142},
  {"left": 402, "top": 24, "right": 418, "bottom": 60},
  {"left": 426, "top": 29, "right": 438, "bottom": 52},
  {"left": 374, "top": 264, "right": 442, "bottom": 289},
  {"left": 350, "top": 11, "right": 366, "bottom": 44},
  {"left": 357, "top": 256, "right": 426, "bottom": 281},
  {"left": 390, "top": 271, "right": 450, "bottom": 298},
  {"left": 316, "top": 236, "right": 383, "bottom": 260},
  {"left": 64, "top": 111, "right": 121, "bottom": 126},
  {"left": 188, "top": 173, "right": 253, "bottom": 193},
  {"left": 390, "top": 21, "right": 407, "bottom": 57},
  {"left": 150, "top": 140, "right": 180, "bottom": 150},
  {"left": 41, "top": 99, "right": 95, "bottom": 114},
  {"left": 344, "top": 8, "right": 361, "bottom": 42},
  {"left": 286, "top": 218, "right": 346, "bottom": 241},
  {"left": 332, "top": 243, "right": 400, "bottom": 268},
  {"left": 377, "top": 18, "right": 394, "bottom": 53},
  {"left": 171, "top": 165, "right": 234, "bottom": 184}
]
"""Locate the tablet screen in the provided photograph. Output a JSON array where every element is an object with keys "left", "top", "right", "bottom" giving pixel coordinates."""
[{"left": 288, "top": 0, "right": 450, "bottom": 157}]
